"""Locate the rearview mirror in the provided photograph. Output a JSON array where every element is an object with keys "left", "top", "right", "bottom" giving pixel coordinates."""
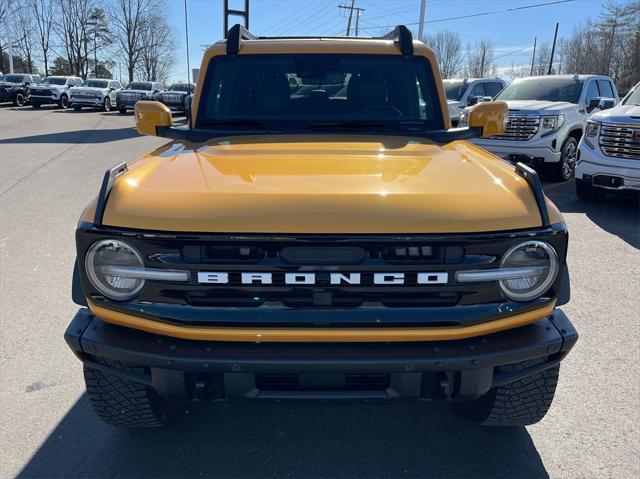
[
  {"left": 467, "top": 101, "right": 508, "bottom": 138},
  {"left": 134, "top": 101, "right": 172, "bottom": 136}
]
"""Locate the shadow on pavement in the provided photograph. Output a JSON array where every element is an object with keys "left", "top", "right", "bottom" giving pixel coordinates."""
[
  {"left": 544, "top": 179, "right": 639, "bottom": 249},
  {"left": 18, "top": 394, "right": 549, "bottom": 479},
  {"left": 0, "top": 127, "right": 140, "bottom": 145}
]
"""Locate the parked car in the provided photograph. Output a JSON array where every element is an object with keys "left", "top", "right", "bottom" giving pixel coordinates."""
[
  {"left": 575, "top": 81, "right": 640, "bottom": 201},
  {"left": 69, "top": 78, "right": 123, "bottom": 111},
  {"left": 464, "top": 74, "right": 619, "bottom": 181},
  {"left": 0, "top": 73, "right": 41, "bottom": 106},
  {"left": 443, "top": 78, "right": 506, "bottom": 126},
  {"left": 65, "top": 24, "right": 577, "bottom": 429},
  {"left": 27, "top": 76, "right": 83, "bottom": 109},
  {"left": 116, "top": 81, "right": 164, "bottom": 113},
  {"left": 157, "top": 82, "right": 195, "bottom": 113}
]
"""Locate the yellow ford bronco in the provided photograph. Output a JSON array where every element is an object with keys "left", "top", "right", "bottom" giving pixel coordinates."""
[{"left": 65, "top": 25, "right": 577, "bottom": 428}]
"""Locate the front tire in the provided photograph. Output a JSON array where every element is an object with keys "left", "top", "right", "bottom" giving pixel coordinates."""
[
  {"left": 58, "top": 95, "right": 69, "bottom": 109},
  {"left": 84, "top": 359, "right": 169, "bottom": 428},
  {"left": 576, "top": 178, "right": 606, "bottom": 202},
  {"left": 103, "top": 97, "right": 112, "bottom": 112},
  {"left": 31, "top": 102, "right": 41, "bottom": 109},
  {"left": 459, "top": 359, "right": 559, "bottom": 426},
  {"left": 73, "top": 105, "right": 82, "bottom": 111},
  {"left": 118, "top": 107, "right": 127, "bottom": 114},
  {"left": 13, "top": 92, "right": 26, "bottom": 107},
  {"left": 547, "top": 137, "right": 578, "bottom": 182}
]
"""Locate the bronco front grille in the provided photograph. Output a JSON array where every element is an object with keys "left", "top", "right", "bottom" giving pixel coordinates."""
[
  {"left": 491, "top": 113, "right": 540, "bottom": 141},
  {"left": 599, "top": 122, "right": 640, "bottom": 160}
]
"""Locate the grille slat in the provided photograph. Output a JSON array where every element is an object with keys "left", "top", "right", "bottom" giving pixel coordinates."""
[
  {"left": 491, "top": 113, "right": 540, "bottom": 141},
  {"left": 599, "top": 122, "right": 640, "bottom": 159}
]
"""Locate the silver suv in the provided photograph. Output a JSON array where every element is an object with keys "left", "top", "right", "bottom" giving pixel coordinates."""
[
  {"left": 443, "top": 78, "right": 506, "bottom": 126},
  {"left": 27, "top": 76, "right": 83, "bottom": 109},
  {"left": 116, "top": 81, "right": 164, "bottom": 114},
  {"left": 69, "top": 79, "right": 123, "bottom": 111}
]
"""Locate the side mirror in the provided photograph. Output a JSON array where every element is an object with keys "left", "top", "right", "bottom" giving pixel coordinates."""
[
  {"left": 597, "top": 97, "right": 615, "bottom": 110},
  {"left": 134, "top": 101, "right": 172, "bottom": 136},
  {"left": 480, "top": 96, "right": 493, "bottom": 103},
  {"left": 587, "top": 97, "right": 602, "bottom": 112},
  {"left": 467, "top": 101, "right": 508, "bottom": 138},
  {"left": 467, "top": 96, "right": 480, "bottom": 106}
]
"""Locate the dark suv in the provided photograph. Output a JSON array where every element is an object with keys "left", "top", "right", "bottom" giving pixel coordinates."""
[{"left": 0, "top": 74, "right": 41, "bottom": 106}]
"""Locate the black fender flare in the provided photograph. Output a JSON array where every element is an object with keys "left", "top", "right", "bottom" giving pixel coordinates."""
[{"left": 72, "top": 259, "right": 87, "bottom": 306}]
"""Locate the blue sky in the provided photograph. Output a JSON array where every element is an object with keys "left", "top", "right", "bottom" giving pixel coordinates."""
[{"left": 166, "top": 0, "right": 607, "bottom": 83}]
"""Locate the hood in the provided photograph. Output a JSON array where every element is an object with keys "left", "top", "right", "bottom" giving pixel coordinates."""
[
  {"left": 30, "top": 82, "right": 66, "bottom": 90},
  {"left": 590, "top": 103, "right": 640, "bottom": 123},
  {"left": 119, "top": 89, "right": 152, "bottom": 95},
  {"left": 503, "top": 100, "right": 575, "bottom": 114},
  {"left": 70, "top": 86, "right": 107, "bottom": 94},
  {"left": 102, "top": 135, "right": 545, "bottom": 234},
  {"left": 0, "top": 81, "right": 22, "bottom": 87},
  {"left": 162, "top": 90, "right": 188, "bottom": 96}
]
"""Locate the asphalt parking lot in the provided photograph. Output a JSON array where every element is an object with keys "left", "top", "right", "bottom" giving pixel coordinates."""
[{"left": 0, "top": 105, "right": 638, "bottom": 479}]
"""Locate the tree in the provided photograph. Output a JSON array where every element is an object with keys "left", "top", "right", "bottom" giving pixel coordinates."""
[
  {"left": 111, "top": 0, "right": 154, "bottom": 81},
  {"left": 423, "top": 30, "right": 463, "bottom": 79},
  {"left": 49, "top": 56, "right": 72, "bottom": 75},
  {"left": 54, "top": 0, "right": 96, "bottom": 77},
  {"left": 136, "top": 11, "right": 175, "bottom": 82},
  {"left": 13, "top": 4, "right": 38, "bottom": 73},
  {"left": 465, "top": 39, "right": 496, "bottom": 78},
  {"left": 31, "top": 0, "right": 55, "bottom": 76},
  {"left": 532, "top": 42, "right": 551, "bottom": 75}
]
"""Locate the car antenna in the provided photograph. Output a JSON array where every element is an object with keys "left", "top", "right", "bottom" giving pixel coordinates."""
[{"left": 184, "top": 0, "right": 192, "bottom": 130}]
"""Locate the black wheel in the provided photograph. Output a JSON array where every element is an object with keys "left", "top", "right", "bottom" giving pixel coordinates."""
[
  {"left": 58, "top": 95, "right": 69, "bottom": 109},
  {"left": 576, "top": 178, "right": 606, "bottom": 202},
  {"left": 547, "top": 137, "right": 578, "bottom": 182},
  {"left": 73, "top": 105, "right": 82, "bottom": 111},
  {"left": 31, "top": 102, "right": 41, "bottom": 109},
  {"left": 13, "top": 92, "right": 26, "bottom": 107},
  {"left": 459, "top": 359, "right": 559, "bottom": 426},
  {"left": 84, "top": 359, "right": 169, "bottom": 428},
  {"left": 103, "top": 97, "right": 112, "bottom": 112},
  {"left": 119, "top": 107, "right": 127, "bottom": 114}
]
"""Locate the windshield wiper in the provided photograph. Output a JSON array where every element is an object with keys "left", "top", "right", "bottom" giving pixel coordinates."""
[
  {"left": 200, "top": 119, "right": 281, "bottom": 130},
  {"left": 309, "top": 120, "right": 404, "bottom": 131}
]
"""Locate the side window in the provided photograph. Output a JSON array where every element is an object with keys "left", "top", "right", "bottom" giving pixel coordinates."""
[
  {"left": 597, "top": 80, "right": 614, "bottom": 98},
  {"left": 66, "top": 79, "right": 74, "bottom": 87},
  {"left": 470, "top": 82, "right": 486, "bottom": 98},
  {"left": 76, "top": 78, "right": 82, "bottom": 86},
  {"left": 584, "top": 80, "right": 600, "bottom": 105},
  {"left": 484, "top": 82, "right": 503, "bottom": 98},
  {"left": 114, "top": 81, "right": 122, "bottom": 89}
]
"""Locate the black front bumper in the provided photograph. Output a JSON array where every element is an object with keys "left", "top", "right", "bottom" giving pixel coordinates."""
[{"left": 65, "top": 308, "right": 577, "bottom": 401}]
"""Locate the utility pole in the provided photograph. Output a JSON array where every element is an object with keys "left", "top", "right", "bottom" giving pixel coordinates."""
[
  {"left": 418, "top": 0, "right": 427, "bottom": 40},
  {"left": 479, "top": 43, "right": 486, "bottom": 77},
  {"left": 4, "top": 0, "right": 14, "bottom": 73},
  {"left": 548, "top": 22, "right": 559, "bottom": 75},
  {"left": 338, "top": 1, "right": 365, "bottom": 37},
  {"left": 530, "top": 36, "right": 537, "bottom": 75}
]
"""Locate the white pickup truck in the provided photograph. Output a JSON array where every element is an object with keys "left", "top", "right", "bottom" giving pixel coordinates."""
[
  {"left": 443, "top": 78, "right": 505, "bottom": 126},
  {"left": 464, "top": 75, "right": 619, "bottom": 181},
  {"left": 575, "top": 81, "right": 640, "bottom": 200}
]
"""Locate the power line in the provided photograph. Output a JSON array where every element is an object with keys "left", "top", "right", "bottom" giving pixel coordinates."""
[{"left": 369, "top": 0, "right": 577, "bottom": 28}]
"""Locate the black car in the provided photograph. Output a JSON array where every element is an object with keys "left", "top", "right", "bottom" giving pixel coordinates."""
[
  {"left": 116, "top": 81, "right": 164, "bottom": 113},
  {"left": 0, "top": 74, "right": 41, "bottom": 106},
  {"left": 157, "top": 83, "right": 195, "bottom": 113}
]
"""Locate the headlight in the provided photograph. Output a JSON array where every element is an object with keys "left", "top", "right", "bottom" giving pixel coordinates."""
[
  {"left": 85, "top": 239, "right": 145, "bottom": 300},
  {"left": 541, "top": 114, "right": 565, "bottom": 131},
  {"left": 586, "top": 120, "right": 600, "bottom": 138},
  {"left": 499, "top": 241, "right": 559, "bottom": 301}
]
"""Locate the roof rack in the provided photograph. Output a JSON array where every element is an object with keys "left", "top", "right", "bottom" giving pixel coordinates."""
[{"left": 224, "top": 24, "right": 414, "bottom": 57}]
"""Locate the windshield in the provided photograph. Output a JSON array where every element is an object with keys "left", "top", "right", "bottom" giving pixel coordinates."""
[
  {"left": 622, "top": 85, "right": 640, "bottom": 106},
  {"left": 170, "top": 84, "right": 193, "bottom": 92},
  {"left": 197, "top": 54, "right": 443, "bottom": 130},
  {"left": 83, "top": 80, "right": 108, "bottom": 88},
  {"left": 43, "top": 77, "right": 68, "bottom": 85},
  {"left": 4, "top": 74, "right": 25, "bottom": 83},
  {"left": 496, "top": 77, "right": 584, "bottom": 103},
  {"left": 126, "top": 82, "right": 151, "bottom": 90},
  {"left": 443, "top": 80, "right": 466, "bottom": 101}
]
